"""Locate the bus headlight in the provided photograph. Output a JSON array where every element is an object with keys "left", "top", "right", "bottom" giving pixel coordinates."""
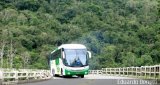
[
  {"left": 85, "top": 72, "right": 88, "bottom": 74},
  {"left": 67, "top": 72, "right": 70, "bottom": 75}
]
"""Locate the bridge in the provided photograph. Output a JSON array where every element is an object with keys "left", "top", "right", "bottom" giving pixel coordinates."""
[{"left": 0, "top": 65, "right": 160, "bottom": 85}]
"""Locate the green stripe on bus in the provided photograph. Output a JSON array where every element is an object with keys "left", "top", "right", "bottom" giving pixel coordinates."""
[
  {"left": 55, "top": 58, "right": 59, "bottom": 65},
  {"left": 55, "top": 58, "right": 60, "bottom": 73},
  {"left": 65, "top": 69, "right": 89, "bottom": 75}
]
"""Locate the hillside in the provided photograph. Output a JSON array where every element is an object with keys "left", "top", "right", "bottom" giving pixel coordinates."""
[{"left": 0, "top": 0, "right": 160, "bottom": 69}]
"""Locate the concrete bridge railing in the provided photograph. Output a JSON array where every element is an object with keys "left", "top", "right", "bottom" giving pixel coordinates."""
[
  {"left": 1, "top": 65, "right": 160, "bottom": 84},
  {"left": 89, "top": 70, "right": 103, "bottom": 75},
  {"left": 89, "top": 65, "right": 160, "bottom": 79},
  {"left": 0, "top": 68, "right": 51, "bottom": 85}
]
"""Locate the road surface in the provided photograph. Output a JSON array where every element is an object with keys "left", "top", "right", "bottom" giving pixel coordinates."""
[{"left": 19, "top": 74, "right": 141, "bottom": 85}]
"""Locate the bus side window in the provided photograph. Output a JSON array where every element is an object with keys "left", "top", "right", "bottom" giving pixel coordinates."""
[{"left": 52, "top": 50, "right": 61, "bottom": 60}]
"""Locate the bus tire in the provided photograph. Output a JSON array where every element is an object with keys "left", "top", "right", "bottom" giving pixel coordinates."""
[
  {"left": 61, "top": 69, "right": 64, "bottom": 77},
  {"left": 52, "top": 69, "right": 55, "bottom": 76},
  {"left": 80, "top": 75, "right": 84, "bottom": 78}
]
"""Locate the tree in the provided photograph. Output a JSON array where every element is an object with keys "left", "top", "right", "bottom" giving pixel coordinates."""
[
  {"left": 0, "top": 29, "right": 8, "bottom": 68},
  {"left": 21, "top": 51, "right": 30, "bottom": 69},
  {"left": 0, "top": 0, "right": 159, "bottom": 69},
  {"left": 98, "top": 45, "right": 118, "bottom": 68},
  {"left": 121, "top": 52, "right": 137, "bottom": 67},
  {"left": 141, "top": 54, "right": 153, "bottom": 65}
]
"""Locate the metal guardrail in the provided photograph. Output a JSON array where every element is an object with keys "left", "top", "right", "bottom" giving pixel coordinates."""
[
  {"left": 89, "top": 65, "right": 160, "bottom": 79},
  {"left": 0, "top": 68, "right": 51, "bottom": 85},
  {"left": 1, "top": 65, "right": 159, "bottom": 84},
  {"left": 89, "top": 70, "right": 103, "bottom": 75}
]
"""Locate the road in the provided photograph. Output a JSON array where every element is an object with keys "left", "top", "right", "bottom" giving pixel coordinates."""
[{"left": 19, "top": 74, "right": 141, "bottom": 85}]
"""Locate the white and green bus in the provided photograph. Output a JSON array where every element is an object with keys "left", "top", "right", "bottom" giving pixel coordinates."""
[{"left": 49, "top": 44, "right": 91, "bottom": 78}]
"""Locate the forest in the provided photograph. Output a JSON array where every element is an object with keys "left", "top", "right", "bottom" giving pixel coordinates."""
[{"left": 0, "top": 0, "right": 160, "bottom": 69}]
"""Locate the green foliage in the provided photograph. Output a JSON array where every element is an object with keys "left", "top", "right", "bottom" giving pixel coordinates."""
[
  {"left": 13, "top": 56, "right": 23, "bottom": 69},
  {"left": 141, "top": 54, "right": 153, "bottom": 65},
  {"left": 0, "top": 0, "right": 159, "bottom": 69},
  {"left": 121, "top": 52, "right": 137, "bottom": 67},
  {"left": 16, "top": 0, "right": 40, "bottom": 11}
]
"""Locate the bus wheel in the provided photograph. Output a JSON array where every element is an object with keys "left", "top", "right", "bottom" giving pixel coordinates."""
[
  {"left": 80, "top": 75, "right": 84, "bottom": 78},
  {"left": 52, "top": 69, "right": 55, "bottom": 76},
  {"left": 61, "top": 69, "right": 64, "bottom": 77}
]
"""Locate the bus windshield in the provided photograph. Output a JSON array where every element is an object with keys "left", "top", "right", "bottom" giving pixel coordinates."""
[{"left": 64, "top": 49, "right": 88, "bottom": 67}]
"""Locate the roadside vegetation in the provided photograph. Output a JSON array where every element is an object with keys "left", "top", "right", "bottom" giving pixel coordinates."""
[{"left": 0, "top": 0, "right": 159, "bottom": 69}]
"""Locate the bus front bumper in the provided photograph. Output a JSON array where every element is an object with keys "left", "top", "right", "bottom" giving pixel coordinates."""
[{"left": 65, "top": 69, "right": 89, "bottom": 76}]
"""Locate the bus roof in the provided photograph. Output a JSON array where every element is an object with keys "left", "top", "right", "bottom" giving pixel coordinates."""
[
  {"left": 58, "top": 44, "right": 86, "bottom": 49},
  {"left": 51, "top": 44, "right": 87, "bottom": 54}
]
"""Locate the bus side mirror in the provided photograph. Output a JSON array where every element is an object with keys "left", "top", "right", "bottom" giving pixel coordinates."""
[
  {"left": 87, "top": 51, "right": 91, "bottom": 58},
  {"left": 62, "top": 51, "right": 65, "bottom": 59}
]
